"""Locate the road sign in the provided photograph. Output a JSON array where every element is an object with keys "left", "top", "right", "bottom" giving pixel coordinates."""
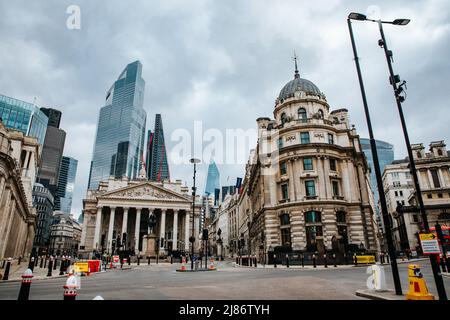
[{"left": 419, "top": 233, "right": 441, "bottom": 254}]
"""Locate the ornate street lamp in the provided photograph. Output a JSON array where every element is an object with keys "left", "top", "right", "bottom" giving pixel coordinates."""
[{"left": 190, "top": 158, "right": 200, "bottom": 270}]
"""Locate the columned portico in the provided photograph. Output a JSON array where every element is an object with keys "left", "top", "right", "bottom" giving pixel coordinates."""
[{"left": 81, "top": 180, "right": 202, "bottom": 259}]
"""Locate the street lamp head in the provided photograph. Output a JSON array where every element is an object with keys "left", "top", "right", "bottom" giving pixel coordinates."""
[
  {"left": 190, "top": 158, "right": 201, "bottom": 164},
  {"left": 392, "top": 18, "right": 410, "bottom": 26},
  {"left": 348, "top": 12, "right": 367, "bottom": 21}
]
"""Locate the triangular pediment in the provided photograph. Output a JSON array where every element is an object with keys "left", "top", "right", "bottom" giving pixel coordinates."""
[{"left": 99, "top": 182, "right": 190, "bottom": 202}]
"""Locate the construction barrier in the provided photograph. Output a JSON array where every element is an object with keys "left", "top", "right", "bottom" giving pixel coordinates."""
[
  {"left": 405, "top": 264, "right": 435, "bottom": 300},
  {"left": 355, "top": 255, "right": 376, "bottom": 264},
  {"left": 208, "top": 257, "right": 216, "bottom": 270}
]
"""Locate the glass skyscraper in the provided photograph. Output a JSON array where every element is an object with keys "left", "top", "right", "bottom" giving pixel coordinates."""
[
  {"left": 360, "top": 138, "right": 394, "bottom": 216},
  {"left": 55, "top": 156, "right": 78, "bottom": 214},
  {"left": 0, "top": 94, "right": 48, "bottom": 145},
  {"left": 88, "top": 61, "right": 147, "bottom": 189},
  {"left": 146, "top": 114, "right": 170, "bottom": 182},
  {"left": 204, "top": 160, "right": 221, "bottom": 199}
]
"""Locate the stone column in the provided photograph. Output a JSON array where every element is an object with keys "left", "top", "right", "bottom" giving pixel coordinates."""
[
  {"left": 185, "top": 211, "right": 190, "bottom": 251},
  {"left": 107, "top": 207, "right": 116, "bottom": 253},
  {"left": 93, "top": 207, "right": 102, "bottom": 250},
  {"left": 160, "top": 209, "right": 166, "bottom": 249},
  {"left": 135, "top": 208, "right": 141, "bottom": 255},
  {"left": 121, "top": 207, "right": 129, "bottom": 240},
  {"left": 173, "top": 210, "right": 178, "bottom": 250}
]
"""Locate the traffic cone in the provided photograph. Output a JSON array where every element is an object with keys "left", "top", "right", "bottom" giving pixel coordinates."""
[
  {"left": 405, "top": 264, "right": 435, "bottom": 300},
  {"left": 208, "top": 257, "right": 215, "bottom": 270},
  {"left": 180, "top": 257, "right": 187, "bottom": 271}
]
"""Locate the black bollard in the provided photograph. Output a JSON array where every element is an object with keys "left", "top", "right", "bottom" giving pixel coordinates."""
[
  {"left": 29, "top": 257, "right": 35, "bottom": 272},
  {"left": 40, "top": 257, "right": 44, "bottom": 268},
  {"left": 137, "top": 256, "right": 140, "bottom": 265},
  {"left": 18, "top": 269, "right": 33, "bottom": 300},
  {"left": 147, "top": 256, "right": 150, "bottom": 265},
  {"left": 286, "top": 254, "right": 289, "bottom": 268},
  {"left": 333, "top": 253, "right": 337, "bottom": 267},
  {"left": 35, "top": 256, "right": 39, "bottom": 268},
  {"left": 47, "top": 257, "right": 53, "bottom": 277},
  {"left": 171, "top": 255, "right": 173, "bottom": 264},
  {"left": 324, "top": 254, "right": 327, "bottom": 268},
  {"left": 3, "top": 258, "right": 12, "bottom": 280},
  {"left": 249, "top": 255, "right": 252, "bottom": 267},
  {"left": 313, "top": 254, "right": 317, "bottom": 268},
  {"left": 128, "top": 256, "right": 131, "bottom": 266},
  {"left": 354, "top": 255, "right": 358, "bottom": 266},
  {"left": 273, "top": 254, "right": 277, "bottom": 268},
  {"left": 59, "top": 258, "right": 65, "bottom": 275},
  {"left": 301, "top": 254, "right": 304, "bottom": 268},
  {"left": 254, "top": 255, "right": 257, "bottom": 268},
  {"left": 18, "top": 256, "right": 22, "bottom": 265},
  {"left": 236, "top": 256, "right": 238, "bottom": 264}
]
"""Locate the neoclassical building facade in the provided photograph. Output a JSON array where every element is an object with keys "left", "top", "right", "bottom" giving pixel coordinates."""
[
  {"left": 236, "top": 65, "right": 378, "bottom": 260},
  {"left": 80, "top": 175, "right": 202, "bottom": 258},
  {"left": 0, "top": 120, "right": 39, "bottom": 261}
]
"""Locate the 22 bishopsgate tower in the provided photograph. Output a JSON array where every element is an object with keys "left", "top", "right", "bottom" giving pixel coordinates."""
[{"left": 88, "top": 61, "right": 147, "bottom": 189}]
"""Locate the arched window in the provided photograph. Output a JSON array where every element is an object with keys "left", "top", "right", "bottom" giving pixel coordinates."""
[
  {"left": 336, "top": 211, "right": 346, "bottom": 223},
  {"left": 318, "top": 109, "right": 324, "bottom": 119},
  {"left": 298, "top": 108, "right": 307, "bottom": 123},
  {"left": 281, "top": 113, "right": 287, "bottom": 125}
]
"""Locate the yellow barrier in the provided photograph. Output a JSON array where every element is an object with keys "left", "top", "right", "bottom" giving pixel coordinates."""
[
  {"left": 74, "top": 262, "right": 89, "bottom": 273},
  {"left": 356, "top": 255, "right": 375, "bottom": 264},
  {"left": 406, "top": 264, "right": 435, "bottom": 300}
]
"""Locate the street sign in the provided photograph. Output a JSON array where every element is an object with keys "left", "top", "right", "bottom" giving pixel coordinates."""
[{"left": 419, "top": 233, "right": 441, "bottom": 254}]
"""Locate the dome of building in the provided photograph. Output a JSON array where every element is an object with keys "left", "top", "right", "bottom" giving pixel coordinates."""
[
  {"left": 278, "top": 56, "right": 324, "bottom": 101},
  {"left": 278, "top": 76, "right": 323, "bottom": 100}
]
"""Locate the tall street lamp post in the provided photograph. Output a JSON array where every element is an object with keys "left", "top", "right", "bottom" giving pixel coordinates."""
[
  {"left": 349, "top": 11, "right": 447, "bottom": 301},
  {"left": 347, "top": 13, "right": 402, "bottom": 295},
  {"left": 190, "top": 158, "right": 200, "bottom": 270}
]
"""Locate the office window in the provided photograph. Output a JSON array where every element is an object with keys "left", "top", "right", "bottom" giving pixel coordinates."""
[
  {"left": 336, "top": 211, "right": 346, "bottom": 223},
  {"left": 329, "top": 159, "right": 337, "bottom": 171},
  {"left": 278, "top": 137, "right": 283, "bottom": 149},
  {"left": 393, "top": 181, "right": 401, "bottom": 187},
  {"left": 280, "top": 161, "right": 287, "bottom": 175},
  {"left": 392, "top": 172, "right": 399, "bottom": 179},
  {"left": 395, "top": 191, "right": 398, "bottom": 197},
  {"left": 281, "top": 184, "right": 289, "bottom": 200},
  {"left": 305, "top": 180, "right": 316, "bottom": 197},
  {"left": 332, "top": 180, "right": 340, "bottom": 196},
  {"left": 300, "top": 132, "right": 310, "bottom": 144},
  {"left": 303, "top": 158, "right": 313, "bottom": 170},
  {"left": 430, "top": 169, "right": 441, "bottom": 188},
  {"left": 328, "top": 133, "right": 334, "bottom": 144},
  {"left": 281, "top": 228, "right": 291, "bottom": 246},
  {"left": 305, "top": 211, "right": 321, "bottom": 223}
]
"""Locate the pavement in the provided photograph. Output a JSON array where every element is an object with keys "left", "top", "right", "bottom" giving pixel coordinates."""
[{"left": 0, "top": 258, "right": 448, "bottom": 300}]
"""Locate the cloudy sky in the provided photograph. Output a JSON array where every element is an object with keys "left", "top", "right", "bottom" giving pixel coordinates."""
[{"left": 1, "top": 0, "right": 449, "bottom": 219}]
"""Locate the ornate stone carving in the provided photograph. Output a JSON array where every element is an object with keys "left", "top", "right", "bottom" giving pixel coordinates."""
[{"left": 108, "top": 185, "right": 180, "bottom": 200}]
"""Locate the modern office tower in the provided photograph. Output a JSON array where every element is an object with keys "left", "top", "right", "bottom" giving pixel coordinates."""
[
  {"left": 204, "top": 160, "right": 221, "bottom": 200},
  {"left": 32, "top": 183, "right": 54, "bottom": 255},
  {"left": 37, "top": 107, "right": 66, "bottom": 195},
  {"left": 55, "top": 156, "right": 78, "bottom": 213},
  {"left": 0, "top": 94, "right": 48, "bottom": 145},
  {"left": 146, "top": 114, "right": 170, "bottom": 181},
  {"left": 360, "top": 138, "right": 394, "bottom": 216},
  {"left": 88, "top": 61, "right": 147, "bottom": 189}
]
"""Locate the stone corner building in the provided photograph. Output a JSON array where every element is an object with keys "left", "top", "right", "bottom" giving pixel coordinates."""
[
  {"left": 0, "top": 119, "right": 39, "bottom": 261},
  {"left": 80, "top": 174, "right": 202, "bottom": 258},
  {"left": 235, "top": 65, "right": 378, "bottom": 261}
]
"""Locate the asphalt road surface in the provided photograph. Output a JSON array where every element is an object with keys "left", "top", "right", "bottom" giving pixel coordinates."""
[{"left": 0, "top": 259, "right": 448, "bottom": 300}]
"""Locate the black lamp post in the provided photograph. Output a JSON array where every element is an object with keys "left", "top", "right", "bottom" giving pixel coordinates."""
[
  {"left": 190, "top": 158, "right": 200, "bottom": 270},
  {"left": 347, "top": 13, "right": 402, "bottom": 295},
  {"left": 349, "top": 11, "right": 447, "bottom": 301}
]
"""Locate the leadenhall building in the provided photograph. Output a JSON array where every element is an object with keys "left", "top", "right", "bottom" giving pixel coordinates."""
[{"left": 243, "top": 61, "right": 378, "bottom": 259}]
